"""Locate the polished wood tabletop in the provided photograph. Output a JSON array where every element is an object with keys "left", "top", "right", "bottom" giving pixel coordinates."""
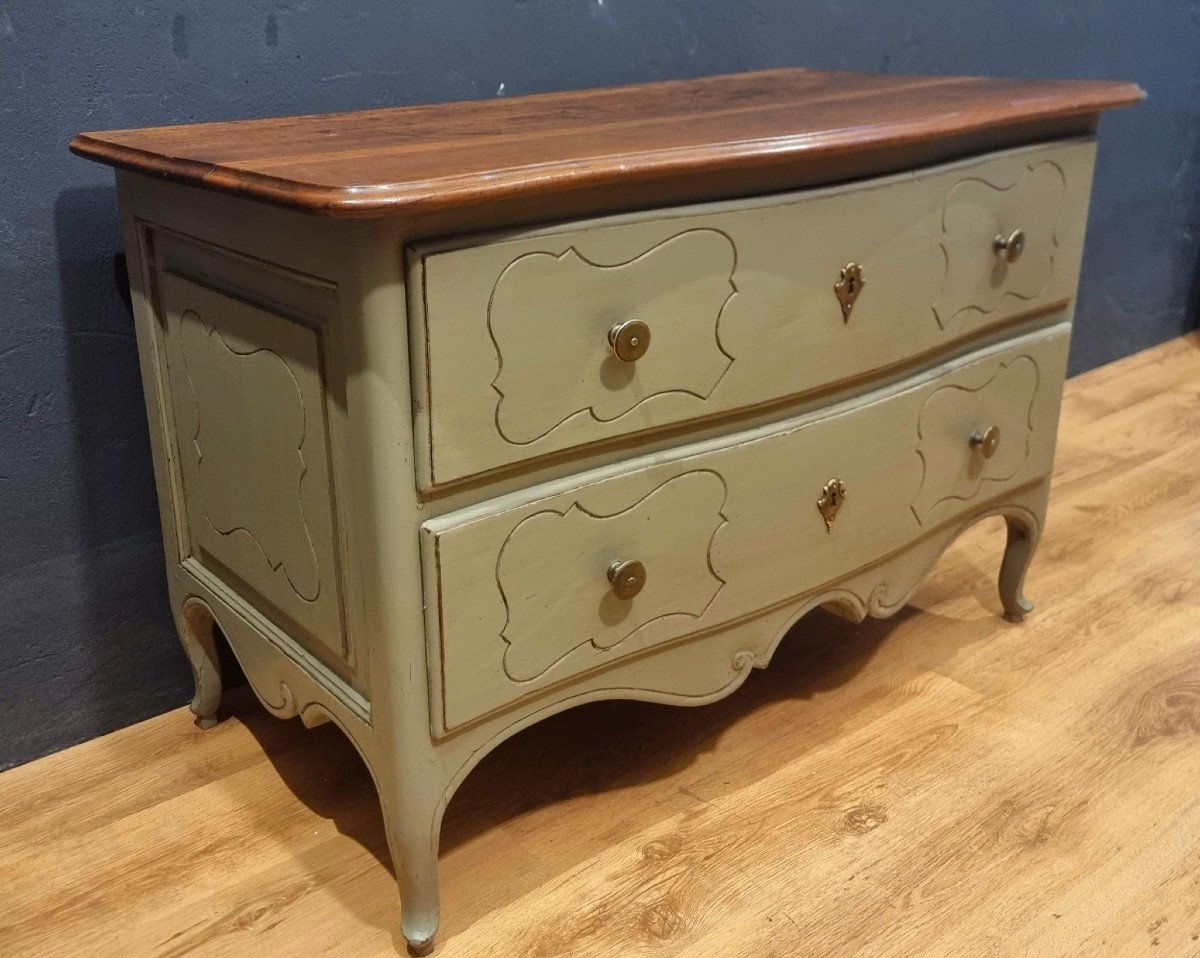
[{"left": 71, "top": 69, "right": 1142, "bottom": 218}]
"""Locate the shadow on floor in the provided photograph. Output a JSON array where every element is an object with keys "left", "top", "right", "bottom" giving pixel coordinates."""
[
  {"left": 219, "top": 516, "right": 1017, "bottom": 943},
  {"left": 220, "top": 595, "right": 984, "bottom": 934},
  {"left": 436, "top": 604, "right": 920, "bottom": 851}
]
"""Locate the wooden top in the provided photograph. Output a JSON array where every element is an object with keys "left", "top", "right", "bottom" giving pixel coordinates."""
[{"left": 71, "top": 69, "right": 1142, "bottom": 220}]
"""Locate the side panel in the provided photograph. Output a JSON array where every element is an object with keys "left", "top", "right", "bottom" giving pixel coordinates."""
[
  {"left": 123, "top": 213, "right": 365, "bottom": 692},
  {"left": 156, "top": 271, "right": 353, "bottom": 677}
]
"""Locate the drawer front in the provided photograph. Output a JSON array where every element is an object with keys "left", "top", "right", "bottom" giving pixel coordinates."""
[
  {"left": 421, "top": 329, "right": 1070, "bottom": 733},
  {"left": 412, "top": 140, "right": 1094, "bottom": 488}
]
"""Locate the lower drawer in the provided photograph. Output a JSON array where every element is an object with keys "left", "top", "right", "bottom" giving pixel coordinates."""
[{"left": 421, "top": 328, "right": 1070, "bottom": 734}]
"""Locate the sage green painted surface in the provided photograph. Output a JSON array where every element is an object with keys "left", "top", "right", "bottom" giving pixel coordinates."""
[
  {"left": 425, "top": 330, "right": 1067, "bottom": 733},
  {"left": 413, "top": 141, "right": 1094, "bottom": 487},
  {"left": 113, "top": 134, "right": 1086, "bottom": 949}
]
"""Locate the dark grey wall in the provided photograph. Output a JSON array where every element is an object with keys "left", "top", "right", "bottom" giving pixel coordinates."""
[{"left": 2, "top": 2, "right": 1197, "bottom": 770}]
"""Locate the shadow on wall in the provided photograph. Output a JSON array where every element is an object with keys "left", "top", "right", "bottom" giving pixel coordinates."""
[
  {"left": 1185, "top": 126, "right": 1200, "bottom": 335},
  {"left": 53, "top": 187, "right": 151, "bottom": 556},
  {"left": 0, "top": 188, "right": 193, "bottom": 766},
  {"left": 1190, "top": 249, "right": 1200, "bottom": 334}
]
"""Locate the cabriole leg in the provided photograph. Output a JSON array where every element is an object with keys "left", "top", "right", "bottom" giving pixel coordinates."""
[
  {"left": 178, "top": 597, "right": 223, "bottom": 729},
  {"left": 999, "top": 513, "right": 1039, "bottom": 623},
  {"left": 380, "top": 771, "right": 443, "bottom": 955}
]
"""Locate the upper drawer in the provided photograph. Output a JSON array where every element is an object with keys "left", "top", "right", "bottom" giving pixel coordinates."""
[{"left": 410, "top": 140, "right": 1095, "bottom": 488}]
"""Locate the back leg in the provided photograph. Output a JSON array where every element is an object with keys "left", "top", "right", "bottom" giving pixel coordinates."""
[{"left": 179, "top": 597, "right": 223, "bottom": 729}]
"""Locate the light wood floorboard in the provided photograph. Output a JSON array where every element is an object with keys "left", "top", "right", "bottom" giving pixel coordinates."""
[{"left": 2, "top": 333, "right": 1198, "bottom": 957}]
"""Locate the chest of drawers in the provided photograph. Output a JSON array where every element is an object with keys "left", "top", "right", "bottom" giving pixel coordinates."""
[{"left": 73, "top": 69, "right": 1139, "bottom": 952}]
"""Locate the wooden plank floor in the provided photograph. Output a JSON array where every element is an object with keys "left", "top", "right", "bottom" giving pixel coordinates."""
[{"left": 3, "top": 333, "right": 1199, "bottom": 958}]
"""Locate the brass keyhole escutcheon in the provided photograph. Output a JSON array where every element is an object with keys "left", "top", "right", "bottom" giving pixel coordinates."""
[
  {"left": 834, "top": 262, "right": 864, "bottom": 322},
  {"left": 608, "top": 319, "right": 651, "bottom": 362},
  {"left": 607, "top": 559, "right": 646, "bottom": 600},
  {"left": 970, "top": 425, "right": 1002, "bottom": 459},
  {"left": 817, "top": 478, "right": 846, "bottom": 533},
  {"left": 993, "top": 229, "right": 1026, "bottom": 263}
]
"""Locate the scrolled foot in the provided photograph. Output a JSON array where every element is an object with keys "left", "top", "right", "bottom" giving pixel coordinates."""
[
  {"left": 399, "top": 877, "right": 440, "bottom": 955},
  {"left": 179, "top": 597, "right": 223, "bottom": 729},
  {"left": 999, "top": 513, "right": 1039, "bottom": 624},
  {"left": 384, "top": 778, "right": 443, "bottom": 956},
  {"left": 403, "top": 923, "right": 437, "bottom": 956},
  {"left": 1002, "top": 596, "right": 1035, "bottom": 624}
]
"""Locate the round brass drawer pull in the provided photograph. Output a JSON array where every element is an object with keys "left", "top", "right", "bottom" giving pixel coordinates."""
[
  {"left": 608, "top": 319, "right": 651, "bottom": 362},
  {"left": 993, "top": 229, "right": 1026, "bottom": 262},
  {"left": 970, "top": 424, "right": 1002, "bottom": 458},
  {"left": 607, "top": 559, "right": 646, "bottom": 600}
]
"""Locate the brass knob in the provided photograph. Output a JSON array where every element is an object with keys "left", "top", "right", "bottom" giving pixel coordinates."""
[
  {"left": 993, "top": 229, "right": 1026, "bottom": 262},
  {"left": 970, "top": 425, "right": 1002, "bottom": 458},
  {"left": 607, "top": 559, "right": 646, "bottom": 600},
  {"left": 608, "top": 320, "right": 651, "bottom": 362}
]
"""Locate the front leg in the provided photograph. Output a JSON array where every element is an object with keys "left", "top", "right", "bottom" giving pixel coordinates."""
[
  {"left": 378, "top": 760, "right": 444, "bottom": 955},
  {"left": 178, "top": 597, "right": 223, "bottom": 729},
  {"left": 999, "top": 512, "right": 1039, "bottom": 623}
]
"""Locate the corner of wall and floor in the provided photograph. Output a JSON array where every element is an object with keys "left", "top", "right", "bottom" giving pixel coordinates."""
[{"left": 2, "top": 1, "right": 1198, "bottom": 770}]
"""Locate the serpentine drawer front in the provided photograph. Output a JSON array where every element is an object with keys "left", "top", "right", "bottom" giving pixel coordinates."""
[
  {"left": 412, "top": 141, "right": 1094, "bottom": 488},
  {"left": 73, "top": 69, "right": 1140, "bottom": 953},
  {"left": 423, "top": 329, "right": 1068, "bottom": 733}
]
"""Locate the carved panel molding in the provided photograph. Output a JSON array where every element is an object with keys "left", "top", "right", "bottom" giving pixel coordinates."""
[
  {"left": 911, "top": 355, "right": 1040, "bottom": 524},
  {"left": 933, "top": 161, "right": 1068, "bottom": 328},
  {"left": 496, "top": 470, "right": 729, "bottom": 682},
  {"left": 179, "top": 312, "right": 320, "bottom": 602},
  {"left": 487, "top": 229, "right": 737, "bottom": 445},
  {"left": 158, "top": 271, "right": 350, "bottom": 677}
]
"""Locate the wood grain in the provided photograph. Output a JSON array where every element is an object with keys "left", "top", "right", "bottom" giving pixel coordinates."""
[
  {"left": 70, "top": 69, "right": 1142, "bottom": 218},
  {"left": 0, "top": 332, "right": 1196, "bottom": 956}
]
